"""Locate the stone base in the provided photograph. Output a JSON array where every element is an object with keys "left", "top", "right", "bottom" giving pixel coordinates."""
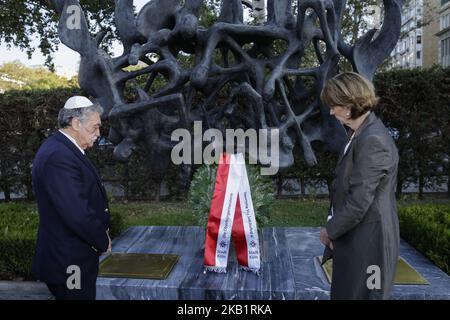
[
  {"left": 0, "top": 281, "right": 51, "bottom": 300},
  {"left": 96, "top": 226, "right": 450, "bottom": 300}
]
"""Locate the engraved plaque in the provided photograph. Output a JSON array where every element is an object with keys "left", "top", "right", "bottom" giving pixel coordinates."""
[
  {"left": 317, "top": 256, "right": 429, "bottom": 285},
  {"left": 99, "top": 253, "right": 179, "bottom": 280}
]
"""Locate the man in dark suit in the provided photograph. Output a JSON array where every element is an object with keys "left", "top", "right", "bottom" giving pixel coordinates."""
[{"left": 32, "top": 96, "right": 111, "bottom": 300}]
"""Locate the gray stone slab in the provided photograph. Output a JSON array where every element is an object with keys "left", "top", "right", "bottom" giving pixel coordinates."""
[
  {"left": 97, "top": 226, "right": 296, "bottom": 300},
  {"left": 285, "top": 228, "right": 450, "bottom": 300},
  {"left": 284, "top": 227, "right": 325, "bottom": 258},
  {"left": 0, "top": 281, "right": 51, "bottom": 300},
  {"left": 96, "top": 226, "right": 450, "bottom": 300},
  {"left": 391, "top": 240, "right": 450, "bottom": 300},
  {"left": 291, "top": 256, "right": 331, "bottom": 300}
]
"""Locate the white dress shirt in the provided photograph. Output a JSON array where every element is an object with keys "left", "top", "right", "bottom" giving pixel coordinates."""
[
  {"left": 328, "top": 130, "right": 356, "bottom": 222},
  {"left": 59, "top": 130, "right": 85, "bottom": 155}
]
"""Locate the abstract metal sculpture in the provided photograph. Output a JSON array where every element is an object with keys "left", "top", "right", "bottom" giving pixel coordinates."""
[{"left": 52, "top": 0, "right": 403, "bottom": 181}]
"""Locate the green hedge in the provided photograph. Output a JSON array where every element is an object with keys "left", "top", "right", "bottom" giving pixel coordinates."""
[
  {"left": 0, "top": 203, "right": 38, "bottom": 280},
  {"left": 398, "top": 204, "right": 450, "bottom": 275},
  {"left": 0, "top": 203, "right": 125, "bottom": 280},
  {"left": 2, "top": 68, "right": 450, "bottom": 202},
  {"left": 0, "top": 87, "right": 188, "bottom": 202}
]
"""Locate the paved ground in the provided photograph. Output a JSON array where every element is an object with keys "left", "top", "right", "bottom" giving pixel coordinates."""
[{"left": 0, "top": 281, "right": 52, "bottom": 300}]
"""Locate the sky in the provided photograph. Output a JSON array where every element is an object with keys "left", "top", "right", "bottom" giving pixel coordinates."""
[{"left": 0, "top": 0, "right": 150, "bottom": 78}]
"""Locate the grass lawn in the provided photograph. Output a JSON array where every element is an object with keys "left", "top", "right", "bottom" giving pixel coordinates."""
[
  {"left": 111, "top": 201, "right": 198, "bottom": 227},
  {"left": 111, "top": 194, "right": 450, "bottom": 230},
  {"left": 111, "top": 198, "right": 331, "bottom": 229},
  {"left": 4, "top": 194, "right": 449, "bottom": 230}
]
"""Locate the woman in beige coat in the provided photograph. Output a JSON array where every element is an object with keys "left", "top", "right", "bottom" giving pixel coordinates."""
[{"left": 319, "top": 72, "right": 400, "bottom": 300}]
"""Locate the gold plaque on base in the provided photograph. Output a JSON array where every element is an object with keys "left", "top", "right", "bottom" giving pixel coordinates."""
[
  {"left": 99, "top": 253, "right": 179, "bottom": 280},
  {"left": 317, "top": 256, "right": 429, "bottom": 285}
]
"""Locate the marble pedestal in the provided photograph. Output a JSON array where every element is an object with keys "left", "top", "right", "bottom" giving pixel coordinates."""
[{"left": 96, "top": 226, "right": 450, "bottom": 300}]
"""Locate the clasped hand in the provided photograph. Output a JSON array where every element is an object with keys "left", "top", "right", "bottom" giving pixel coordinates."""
[{"left": 320, "top": 228, "right": 334, "bottom": 250}]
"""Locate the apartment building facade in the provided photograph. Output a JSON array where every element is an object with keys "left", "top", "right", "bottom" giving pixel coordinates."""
[
  {"left": 437, "top": 0, "right": 450, "bottom": 66},
  {"left": 389, "top": 0, "right": 450, "bottom": 69}
]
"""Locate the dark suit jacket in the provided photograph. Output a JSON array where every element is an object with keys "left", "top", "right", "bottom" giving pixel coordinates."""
[
  {"left": 324, "top": 112, "right": 400, "bottom": 300},
  {"left": 32, "top": 131, "right": 110, "bottom": 285}
]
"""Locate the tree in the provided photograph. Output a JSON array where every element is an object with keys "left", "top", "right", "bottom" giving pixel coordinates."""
[
  {"left": 0, "top": 60, "right": 77, "bottom": 91},
  {"left": 0, "top": 0, "right": 115, "bottom": 70},
  {"left": 375, "top": 67, "right": 448, "bottom": 199},
  {"left": 0, "top": 1, "right": 386, "bottom": 71},
  {"left": 341, "top": 0, "right": 381, "bottom": 43},
  {"left": 436, "top": 67, "right": 450, "bottom": 198}
]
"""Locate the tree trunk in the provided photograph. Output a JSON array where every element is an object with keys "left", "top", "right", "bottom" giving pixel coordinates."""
[
  {"left": 0, "top": 161, "right": 12, "bottom": 202},
  {"left": 300, "top": 177, "right": 306, "bottom": 197},
  {"left": 276, "top": 175, "right": 283, "bottom": 199},
  {"left": 155, "top": 182, "right": 161, "bottom": 202},
  {"left": 326, "top": 178, "right": 333, "bottom": 196},
  {"left": 447, "top": 168, "right": 450, "bottom": 198},
  {"left": 26, "top": 181, "right": 33, "bottom": 201},
  {"left": 123, "top": 166, "right": 130, "bottom": 201},
  {"left": 396, "top": 178, "right": 403, "bottom": 199},
  {"left": 3, "top": 184, "right": 11, "bottom": 202},
  {"left": 418, "top": 174, "right": 424, "bottom": 200}
]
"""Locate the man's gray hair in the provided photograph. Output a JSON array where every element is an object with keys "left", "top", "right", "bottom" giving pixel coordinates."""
[{"left": 58, "top": 104, "right": 104, "bottom": 129}]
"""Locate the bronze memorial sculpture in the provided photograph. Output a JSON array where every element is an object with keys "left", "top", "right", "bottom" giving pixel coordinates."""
[{"left": 51, "top": 0, "right": 403, "bottom": 178}]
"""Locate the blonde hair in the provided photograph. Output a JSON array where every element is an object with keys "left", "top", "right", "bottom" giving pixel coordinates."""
[{"left": 320, "top": 72, "right": 379, "bottom": 119}]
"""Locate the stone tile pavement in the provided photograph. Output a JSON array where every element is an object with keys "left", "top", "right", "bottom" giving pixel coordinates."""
[{"left": 0, "top": 281, "right": 51, "bottom": 300}]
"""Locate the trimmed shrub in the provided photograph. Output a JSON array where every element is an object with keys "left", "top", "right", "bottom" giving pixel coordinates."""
[
  {"left": 375, "top": 67, "right": 450, "bottom": 198},
  {"left": 398, "top": 204, "right": 450, "bottom": 275},
  {"left": 0, "top": 203, "right": 38, "bottom": 280},
  {"left": 0, "top": 203, "right": 126, "bottom": 280},
  {"left": 109, "top": 209, "right": 126, "bottom": 239},
  {"left": 188, "top": 163, "right": 275, "bottom": 227}
]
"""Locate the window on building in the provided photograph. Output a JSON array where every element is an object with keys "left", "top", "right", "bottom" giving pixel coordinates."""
[
  {"left": 442, "top": 37, "right": 450, "bottom": 67},
  {"left": 442, "top": 14, "right": 450, "bottom": 30},
  {"left": 417, "top": 35, "right": 422, "bottom": 44},
  {"left": 417, "top": 51, "right": 421, "bottom": 59},
  {"left": 448, "top": 37, "right": 450, "bottom": 66},
  {"left": 441, "top": 40, "right": 444, "bottom": 62}
]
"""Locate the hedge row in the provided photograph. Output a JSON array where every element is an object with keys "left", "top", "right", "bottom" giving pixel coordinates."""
[
  {"left": 0, "top": 203, "right": 37, "bottom": 280},
  {"left": 0, "top": 203, "right": 125, "bottom": 280},
  {"left": 398, "top": 204, "right": 450, "bottom": 275},
  {"left": 1, "top": 67, "right": 449, "bottom": 201}
]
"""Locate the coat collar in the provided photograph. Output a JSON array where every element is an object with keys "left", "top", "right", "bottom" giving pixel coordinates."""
[
  {"left": 353, "top": 111, "right": 377, "bottom": 140},
  {"left": 336, "top": 112, "right": 377, "bottom": 166},
  {"left": 54, "top": 131, "right": 87, "bottom": 160},
  {"left": 58, "top": 129, "right": 85, "bottom": 155},
  {"left": 54, "top": 131, "right": 108, "bottom": 202}
]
